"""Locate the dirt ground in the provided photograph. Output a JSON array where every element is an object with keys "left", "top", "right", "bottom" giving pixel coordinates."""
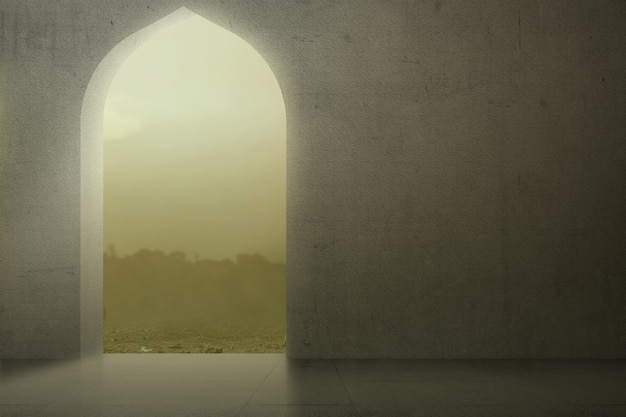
[{"left": 104, "top": 320, "right": 286, "bottom": 353}]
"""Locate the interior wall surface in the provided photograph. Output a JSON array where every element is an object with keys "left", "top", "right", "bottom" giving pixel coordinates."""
[{"left": 0, "top": 0, "right": 624, "bottom": 359}]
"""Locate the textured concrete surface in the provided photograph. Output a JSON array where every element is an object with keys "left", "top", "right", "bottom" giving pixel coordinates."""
[
  {"left": 0, "top": 1, "right": 625, "bottom": 359},
  {"left": 1, "top": 355, "right": 625, "bottom": 416}
]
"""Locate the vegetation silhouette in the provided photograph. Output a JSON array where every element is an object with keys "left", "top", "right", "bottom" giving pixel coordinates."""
[{"left": 103, "top": 247, "right": 285, "bottom": 353}]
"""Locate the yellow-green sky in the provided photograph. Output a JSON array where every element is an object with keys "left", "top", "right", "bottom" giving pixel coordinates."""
[{"left": 103, "top": 15, "right": 286, "bottom": 263}]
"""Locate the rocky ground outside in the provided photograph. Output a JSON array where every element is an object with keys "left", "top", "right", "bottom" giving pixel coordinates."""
[{"left": 104, "top": 320, "right": 285, "bottom": 353}]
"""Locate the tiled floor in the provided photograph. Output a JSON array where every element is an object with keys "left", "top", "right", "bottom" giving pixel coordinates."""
[{"left": 1, "top": 355, "right": 625, "bottom": 417}]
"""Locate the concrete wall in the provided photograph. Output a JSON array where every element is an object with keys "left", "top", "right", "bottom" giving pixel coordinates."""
[{"left": 0, "top": 0, "right": 624, "bottom": 359}]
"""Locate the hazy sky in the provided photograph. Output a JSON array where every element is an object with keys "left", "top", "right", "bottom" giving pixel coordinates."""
[{"left": 103, "top": 15, "right": 286, "bottom": 263}]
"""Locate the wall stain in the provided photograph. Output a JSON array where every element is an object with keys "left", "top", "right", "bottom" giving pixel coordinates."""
[
  {"left": 0, "top": 11, "right": 5, "bottom": 50},
  {"left": 12, "top": 11, "right": 18, "bottom": 58},
  {"left": 399, "top": 55, "right": 419, "bottom": 64},
  {"left": 84, "top": 21, "right": 91, "bottom": 53},
  {"left": 488, "top": 99, "right": 517, "bottom": 108},
  {"left": 314, "top": 239, "right": 337, "bottom": 251},
  {"left": 48, "top": 21, "right": 56, "bottom": 57},
  {"left": 518, "top": 9, "right": 522, "bottom": 49},
  {"left": 292, "top": 34, "right": 320, "bottom": 43},
  {"left": 19, "top": 267, "right": 75, "bottom": 276}
]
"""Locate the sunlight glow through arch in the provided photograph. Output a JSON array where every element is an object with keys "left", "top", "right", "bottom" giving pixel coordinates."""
[{"left": 103, "top": 13, "right": 286, "bottom": 263}]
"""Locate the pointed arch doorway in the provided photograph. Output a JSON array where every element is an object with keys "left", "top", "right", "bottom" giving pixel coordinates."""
[{"left": 81, "top": 8, "right": 286, "bottom": 356}]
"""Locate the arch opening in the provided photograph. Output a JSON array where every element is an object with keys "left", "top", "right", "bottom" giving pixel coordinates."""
[{"left": 81, "top": 8, "right": 286, "bottom": 356}]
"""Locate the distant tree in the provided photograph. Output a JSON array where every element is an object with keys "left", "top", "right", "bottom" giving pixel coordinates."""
[{"left": 105, "top": 244, "right": 117, "bottom": 258}]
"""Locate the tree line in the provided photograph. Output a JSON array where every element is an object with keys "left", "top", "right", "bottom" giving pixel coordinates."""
[{"left": 104, "top": 248, "right": 286, "bottom": 328}]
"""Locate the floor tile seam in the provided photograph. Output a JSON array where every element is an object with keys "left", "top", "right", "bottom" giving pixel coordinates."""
[
  {"left": 0, "top": 390, "right": 88, "bottom": 408},
  {"left": 458, "top": 360, "right": 587, "bottom": 408},
  {"left": 0, "top": 372, "right": 78, "bottom": 386},
  {"left": 461, "top": 360, "right": 626, "bottom": 375},
  {"left": 249, "top": 404, "right": 358, "bottom": 407},
  {"left": 332, "top": 359, "right": 355, "bottom": 406},
  {"left": 236, "top": 354, "right": 284, "bottom": 415},
  {"left": 252, "top": 402, "right": 354, "bottom": 406},
  {"left": 71, "top": 366, "right": 154, "bottom": 394},
  {"left": 568, "top": 402, "right": 626, "bottom": 407},
  {"left": 20, "top": 366, "right": 153, "bottom": 409},
  {"left": 2, "top": 401, "right": 51, "bottom": 412},
  {"left": 349, "top": 402, "right": 484, "bottom": 416},
  {"left": 494, "top": 364, "right": 626, "bottom": 397},
  {"left": 82, "top": 360, "right": 155, "bottom": 379},
  {"left": 50, "top": 401, "right": 134, "bottom": 407},
  {"left": 339, "top": 377, "right": 506, "bottom": 383},
  {"left": 57, "top": 383, "right": 260, "bottom": 399}
]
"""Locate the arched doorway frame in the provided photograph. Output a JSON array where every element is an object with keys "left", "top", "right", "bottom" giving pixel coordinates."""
[{"left": 80, "top": 7, "right": 287, "bottom": 356}]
